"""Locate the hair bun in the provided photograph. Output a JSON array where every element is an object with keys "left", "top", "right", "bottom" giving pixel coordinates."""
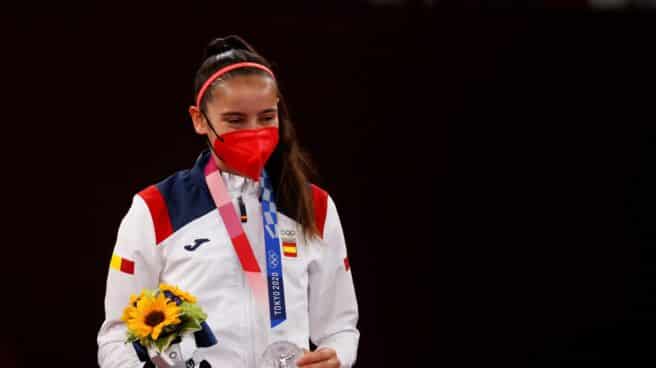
[{"left": 203, "top": 35, "right": 253, "bottom": 59}]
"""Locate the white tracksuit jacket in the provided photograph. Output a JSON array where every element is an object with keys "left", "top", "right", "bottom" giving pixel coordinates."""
[{"left": 97, "top": 150, "right": 360, "bottom": 367}]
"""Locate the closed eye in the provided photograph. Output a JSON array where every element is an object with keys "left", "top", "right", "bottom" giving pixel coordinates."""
[{"left": 222, "top": 113, "right": 246, "bottom": 124}]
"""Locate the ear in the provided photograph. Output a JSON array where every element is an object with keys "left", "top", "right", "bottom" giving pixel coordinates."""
[{"left": 189, "top": 105, "right": 208, "bottom": 135}]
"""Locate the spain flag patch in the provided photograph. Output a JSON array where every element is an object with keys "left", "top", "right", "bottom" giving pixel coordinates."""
[
  {"left": 110, "top": 253, "right": 135, "bottom": 275},
  {"left": 282, "top": 242, "right": 297, "bottom": 258}
]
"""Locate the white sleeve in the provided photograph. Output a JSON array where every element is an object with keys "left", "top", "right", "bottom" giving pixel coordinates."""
[
  {"left": 97, "top": 195, "right": 163, "bottom": 368},
  {"left": 308, "top": 195, "right": 360, "bottom": 368}
]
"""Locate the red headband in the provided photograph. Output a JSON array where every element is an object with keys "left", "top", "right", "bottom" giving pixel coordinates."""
[{"left": 195, "top": 62, "right": 275, "bottom": 108}]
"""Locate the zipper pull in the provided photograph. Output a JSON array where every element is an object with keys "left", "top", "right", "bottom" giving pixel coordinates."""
[{"left": 238, "top": 195, "right": 247, "bottom": 223}]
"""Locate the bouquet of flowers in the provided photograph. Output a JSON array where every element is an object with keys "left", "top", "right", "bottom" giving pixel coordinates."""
[{"left": 121, "top": 283, "right": 208, "bottom": 353}]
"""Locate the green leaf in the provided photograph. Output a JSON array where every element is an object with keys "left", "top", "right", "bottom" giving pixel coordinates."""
[
  {"left": 180, "top": 302, "right": 207, "bottom": 322},
  {"left": 173, "top": 318, "right": 200, "bottom": 335},
  {"left": 184, "top": 318, "right": 202, "bottom": 333},
  {"left": 126, "top": 334, "right": 138, "bottom": 343},
  {"left": 154, "top": 333, "right": 178, "bottom": 353},
  {"left": 162, "top": 324, "right": 179, "bottom": 335},
  {"left": 139, "top": 337, "right": 152, "bottom": 349}
]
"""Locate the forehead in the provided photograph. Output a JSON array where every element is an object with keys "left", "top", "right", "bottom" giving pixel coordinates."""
[{"left": 208, "top": 74, "right": 278, "bottom": 112}]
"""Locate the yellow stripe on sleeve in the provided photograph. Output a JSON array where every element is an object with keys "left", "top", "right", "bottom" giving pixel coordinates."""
[{"left": 110, "top": 254, "right": 122, "bottom": 270}]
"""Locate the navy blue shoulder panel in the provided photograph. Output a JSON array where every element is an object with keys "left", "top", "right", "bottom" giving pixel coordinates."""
[{"left": 154, "top": 150, "right": 215, "bottom": 233}]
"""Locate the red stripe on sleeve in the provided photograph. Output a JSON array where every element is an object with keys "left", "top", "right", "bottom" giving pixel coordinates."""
[
  {"left": 138, "top": 185, "right": 174, "bottom": 245},
  {"left": 121, "top": 258, "right": 135, "bottom": 274},
  {"left": 311, "top": 184, "right": 328, "bottom": 239}
]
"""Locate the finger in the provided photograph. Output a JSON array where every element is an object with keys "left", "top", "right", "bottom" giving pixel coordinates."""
[
  {"left": 316, "top": 347, "right": 335, "bottom": 355},
  {"left": 296, "top": 357, "right": 340, "bottom": 368},
  {"left": 299, "top": 348, "right": 309, "bottom": 362},
  {"left": 296, "top": 350, "right": 333, "bottom": 365},
  {"left": 296, "top": 351, "right": 320, "bottom": 366}
]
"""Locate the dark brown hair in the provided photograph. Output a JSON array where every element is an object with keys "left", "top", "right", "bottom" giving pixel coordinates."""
[{"left": 193, "top": 35, "right": 319, "bottom": 238}]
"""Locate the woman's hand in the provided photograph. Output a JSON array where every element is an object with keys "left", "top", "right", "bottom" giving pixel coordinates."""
[{"left": 296, "top": 347, "right": 340, "bottom": 368}]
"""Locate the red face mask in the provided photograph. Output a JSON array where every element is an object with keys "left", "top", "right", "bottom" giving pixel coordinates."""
[{"left": 211, "top": 127, "right": 279, "bottom": 181}]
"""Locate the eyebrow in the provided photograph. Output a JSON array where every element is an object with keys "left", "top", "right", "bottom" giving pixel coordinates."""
[{"left": 221, "top": 108, "right": 277, "bottom": 116}]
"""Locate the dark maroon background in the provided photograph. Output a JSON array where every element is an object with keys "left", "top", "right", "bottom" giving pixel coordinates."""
[{"left": 3, "top": 2, "right": 656, "bottom": 367}]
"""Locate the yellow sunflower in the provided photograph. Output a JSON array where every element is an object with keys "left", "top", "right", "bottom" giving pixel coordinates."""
[
  {"left": 121, "top": 304, "right": 137, "bottom": 323},
  {"left": 129, "top": 290, "right": 147, "bottom": 306},
  {"left": 159, "top": 283, "right": 197, "bottom": 303},
  {"left": 126, "top": 292, "right": 181, "bottom": 340},
  {"left": 122, "top": 290, "right": 150, "bottom": 323}
]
